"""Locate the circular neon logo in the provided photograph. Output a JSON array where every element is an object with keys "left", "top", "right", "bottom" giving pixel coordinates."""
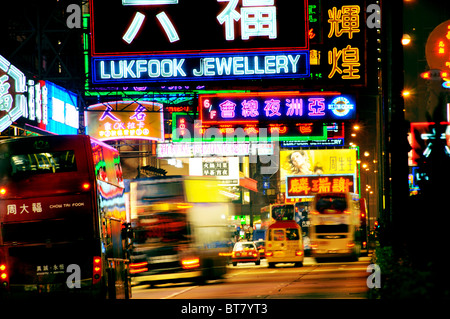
[{"left": 328, "top": 97, "right": 354, "bottom": 117}]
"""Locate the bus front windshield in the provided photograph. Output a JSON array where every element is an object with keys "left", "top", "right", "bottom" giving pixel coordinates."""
[{"left": 272, "top": 205, "right": 295, "bottom": 221}]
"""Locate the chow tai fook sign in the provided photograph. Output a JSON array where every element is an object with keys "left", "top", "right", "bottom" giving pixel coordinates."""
[
  {"left": 86, "top": 101, "right": 164, "bottom": 141},
  {"left": 89, "top": 0, "right": 309, "bottom": 84},
  {"left": 286, "top": 174, "right": 356, "bottom": 198},
  {"left": 0, "top": 55, "right": 27, "bottom": 132}
]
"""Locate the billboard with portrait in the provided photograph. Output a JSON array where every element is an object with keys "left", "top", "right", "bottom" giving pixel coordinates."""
[{"left": 280, "top": 149, "right": 357, "bottom": 181}]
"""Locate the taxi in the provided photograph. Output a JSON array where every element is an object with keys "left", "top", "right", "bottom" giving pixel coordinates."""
[{"left": 231, "top": 241, "right": 260, "bottom": 266}]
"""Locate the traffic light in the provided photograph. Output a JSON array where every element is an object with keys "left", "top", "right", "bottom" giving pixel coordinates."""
[{"left": 374, "top": 220, "right": 379, "bottom": 229}]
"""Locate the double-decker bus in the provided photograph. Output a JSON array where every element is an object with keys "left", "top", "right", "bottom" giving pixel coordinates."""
[
  {"left": 0, "top": 135, "right": 130, "bottom": 299},
  {"left": 309, "top": 192, "right": 362, "bottom": 261},
  {"left": 128, "top": 176, "right": 233, "bottom": 287}
]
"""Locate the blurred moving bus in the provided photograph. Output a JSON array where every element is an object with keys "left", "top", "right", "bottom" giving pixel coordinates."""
[
  {"left": 265, "top": 220, "right": 304, "bottom": 268},
  {"left": 0, "top": 135, "right": 130, "bottom": 299},
  {"left": 128, "top": 176, "right": 233, "bottom": 287},
  {"left": 309, "top": 192, "right": 362, "bottom": 261}
]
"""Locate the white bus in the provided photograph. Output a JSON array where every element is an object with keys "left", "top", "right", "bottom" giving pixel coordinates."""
[{"left": 309, "top": 192, "right": 362, "bottom": 261}]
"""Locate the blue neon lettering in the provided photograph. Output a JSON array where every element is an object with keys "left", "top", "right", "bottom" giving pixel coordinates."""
[
  {"left": 124, "top": 60, "right": 136, "bottom": 78},
  {"left": 215, "top": 57, "right": 233, "bottom": 75}
]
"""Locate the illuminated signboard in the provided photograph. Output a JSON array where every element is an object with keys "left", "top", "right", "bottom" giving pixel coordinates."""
[
  {"left": 172, "top": 112, "right": 328, "bottom": 142},
  {"left": 44, "top": 81, "right": 79, "bottom": 135},
  {"left": 280, "top": 122, "right": 345, "bottom": 147},
  {"left": 90, "top": 0, "right": 309, "bottom": 84},
  {"left": 86, "top": 101, "right": 164, "bottom": 141},
  {"left": 0, "top": 55, "right": 27, "bottom": 133},
  {"left": 286, "top": 174, "right": 356, "bottom": 198},
  {"left": 157, "top": 142, "right": 273, "bottom": 157},
  {"left": 410, "top": 122, "right": 450, "bottom": 166},
  {"left": 308, "top": 0, "right": 366, "bottom": 85},
  {"left": 199, "top": 92, "right": 356, "bottom": 123},
  {"left": 280, "top": 149, "right": 357, "bottom": 180},
  {"left": 189, "top": 157, "right": 239, "bottom": 186},
  {"left": 425, "top": 20, "right": 450, "bottom": 78}
]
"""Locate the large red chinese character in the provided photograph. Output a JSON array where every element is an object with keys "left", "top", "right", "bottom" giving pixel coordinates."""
[{"left": 288, "top": 178, "right": 311, "bottom": 196}]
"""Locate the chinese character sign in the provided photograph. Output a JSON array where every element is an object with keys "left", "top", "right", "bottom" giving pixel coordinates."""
[
  {"left": 200, "top": 92, "right": 356, "bottom": 123},
  {"left": 90, "top": 0, "right": 309, "bottom": 84},
  {"left": 0, "top": 55, "right": 27, "bottom": 133},
  {"left": 280, "top": 149, "right": 357, "bottom": 181},
  {"left": 286, "top": 174, "right": 355, "bottom": 198},
  {"left": 91, "top": 0, "right": 308, "bottom": 55},
  {"left": 86, "top": 101, "right": 164, "bottom": 142},
  {"left": 425, "top": 20, "right": 450, "bottom": 77},
  {"left": 308, "top": 0, "right": 365, "bottom": 85}
]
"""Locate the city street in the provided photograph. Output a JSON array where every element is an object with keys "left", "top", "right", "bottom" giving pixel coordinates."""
[{"left": 132, "top": 256, "right": 371, "bottom": 299}]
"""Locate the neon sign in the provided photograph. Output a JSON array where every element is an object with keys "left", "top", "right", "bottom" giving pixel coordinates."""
[
  {"left": 0, "top": 55, "right": 27, "bottom": 133},
  {"left": 172, "top": 112, "right": 328, "bottom": 143},
  {"left": 157, "top": 142, "right": 274, "bottom": 158},
  {"left": 199, "top": 92, "right": 356, "bottom": 124},
  {"left": 92, "top": 51, "right": 309, "bottom": 84},
  {"left": 307, "top": 0, "right": 365, "bottom": 85},
  {"left": 286, "top": 174, "right": 356, "bottom": 198},
  {"left": 425, "top": 20, "right": 450, "bottom": 77},
  {"left": 86, "top": 101, "right": 164, "bottom": 141},
  {"left": 90, "top": 0, "right": 309, "bottom": 84}
]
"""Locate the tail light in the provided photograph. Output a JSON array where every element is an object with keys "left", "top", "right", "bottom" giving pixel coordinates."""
[
  {"left": 310, "top": 241, "right": 318, "bottom": 249},
  {"left": 347, "top": 241, "right": 355, "bottom": 248},
  {"left": 82, "top": 183, "right": 90, "bottom": 190},
  {"left": 0, "top": 263, "right": 9, "bottom": 289},
  {"left": 252, "top": 252, "right": 258, "bottom": 257},
  {"left": 181, "top": 257, "right": 200, "bottom": 270},
  {"left": 265, "top": 251, "right": 273, "bottom": 257},
  {"left": 0, "top": 187, "right": 6, "bottom": 195},
  {"left": 295, "top": 250, "right": 304, "bottom": 257},
  {"left": 93, "top": 256, "right": 102, "bottom": 285},
  {"left": 130, "top": 262, "right": 148, "bottom": 274}
]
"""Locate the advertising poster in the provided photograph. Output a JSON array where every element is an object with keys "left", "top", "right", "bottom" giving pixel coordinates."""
[{"left": 280, "top": 149, "right": 357, "bottom": 181}]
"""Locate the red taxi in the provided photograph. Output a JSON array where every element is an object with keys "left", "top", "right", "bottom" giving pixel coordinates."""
[{"left": 231, "top": 241, "right": 260, "bottom": 266}]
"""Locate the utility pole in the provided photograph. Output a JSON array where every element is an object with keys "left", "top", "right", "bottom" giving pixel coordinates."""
[{"left": 381, "top": 0, "right": 410, "bottom": 251}]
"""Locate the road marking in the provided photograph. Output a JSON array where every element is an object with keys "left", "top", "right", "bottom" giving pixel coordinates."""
[{"left": 162, "top": 285, "right": 198, "bottom": 299}]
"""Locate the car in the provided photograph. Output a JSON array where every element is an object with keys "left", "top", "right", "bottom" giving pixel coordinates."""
[
  {"left": 231, "top": 241, "right": 260, "bottom": 266},
  {"left": 254, "top": 240, "right": 266, "bottom": 259}
]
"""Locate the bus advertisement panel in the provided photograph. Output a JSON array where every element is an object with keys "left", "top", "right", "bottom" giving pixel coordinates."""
[{"left": 0, "top": 135, "right": 130, "bottom": 299}]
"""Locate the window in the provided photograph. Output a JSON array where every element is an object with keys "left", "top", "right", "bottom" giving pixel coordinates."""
[{"left": 8, "top": 150, "right": 77, "bottom": 178}]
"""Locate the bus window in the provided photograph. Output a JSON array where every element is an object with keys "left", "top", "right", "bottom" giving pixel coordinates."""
[
  {"left": 9, "top": 150, "right": 77, "bottom": 178},
  {"left": 315, "top": 194, "right": 348, "bottom": 213},
  {"left": 271, "top": 204, "right": 295, "bottom": 221},
  {"left": 286, "top": 228, "right": 300, "bottom": 240},
  {"left": 273, "top": 230, "right": 285, "bottom": 241}
]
